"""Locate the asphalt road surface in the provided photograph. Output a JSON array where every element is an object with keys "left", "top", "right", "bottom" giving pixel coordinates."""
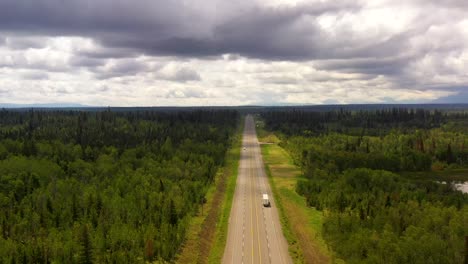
[{"left": 222, "top": 115, "right": 292, "bottom": 264}]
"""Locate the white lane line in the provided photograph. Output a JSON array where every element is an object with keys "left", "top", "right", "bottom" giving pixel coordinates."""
[{"left": 236, "top": 140, "right": 249, "bottom": 264}]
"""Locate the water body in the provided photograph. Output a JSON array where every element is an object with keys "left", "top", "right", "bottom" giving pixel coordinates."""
[
  {"left": 454, "top": 182, "right": 468, "bottom": 193},
  {"left": 437, "top": 181, "right": 468, "bottom": 194}
]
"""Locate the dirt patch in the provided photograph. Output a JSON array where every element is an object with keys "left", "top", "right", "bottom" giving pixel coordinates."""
[
  {"left": 176, "top": 170, "right": 227, "bottom": 264},
  {"left": 197, "top": 171, "right": 227, "bottom": 264}
]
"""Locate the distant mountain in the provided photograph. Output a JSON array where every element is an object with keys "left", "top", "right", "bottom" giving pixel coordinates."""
[
  {"left": 1, "top": 102, "right": 467, "bottom": 111},
  {"left": 254, "top": 104, "right": 468, "bottom": 113},
  {"left": 432, "top": 89, "right": 468, "bottom": 104}
]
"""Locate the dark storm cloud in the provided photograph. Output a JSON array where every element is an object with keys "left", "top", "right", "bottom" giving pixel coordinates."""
[
  {"left": 0, "top": 0, "right": 364, "bottom": 60},
  {"left": 210, "top": 8, "right": 323, "bottom": 60},
  {"left": 0, "top": 0, "right": 177, "bottom": 34},
  {"left": 0, "top": 0, "right": 465, "bottom": 67},
  {"left": 119, "top": 2, "right": 362, "bottom": 60}
]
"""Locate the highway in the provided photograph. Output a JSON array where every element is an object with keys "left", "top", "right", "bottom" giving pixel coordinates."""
[{"left": 222, "top": 115, "right": 292, "bottom": 264}]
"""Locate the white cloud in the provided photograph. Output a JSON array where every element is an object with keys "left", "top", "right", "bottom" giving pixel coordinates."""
[{"left": 157, "top": 62, "right": 201, "bottom": 82}]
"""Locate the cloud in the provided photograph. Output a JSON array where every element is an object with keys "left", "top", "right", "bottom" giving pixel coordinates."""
[
  {"left": 158, "top": 65, "right": 201, "bottom": 82},
  {"left": 54, "top": 87, "right": 71, "bottom": 94},
  {"left": 95, "top": 58, "right": 150, "bottom": 79},
  {"left": 69, "top": 56, "right": 105, "bottom": 68},
  {"left": 0, "top": 0, "right": 467, "bottom": 106},
  {"left": 316, "top": 55, "right": 412, "bottom": 76},
  {"left": 166, "top": 88, "right": 207, "bottom": 99},
  {"left": 77, "top": 47, "right": 137, "bottom": 60},
  {"left": 5, "top": 36, "right": 47, "bottom": 50},
  {"left": 0, "top": 0, "right": 462, "bottom": 63},
  {"left": 20, "top": 71, "right": 49, "bottom": 80},
  {"left": 0, "top": 0, "right": 362, "bottom": 60}
]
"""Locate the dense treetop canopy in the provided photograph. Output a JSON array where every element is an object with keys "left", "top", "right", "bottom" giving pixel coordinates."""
[
  {"left": 0, "top": 109, "right": 239, "bottom": 263},
  {"left": 261, "top": 108, "right": 468, "bottom": 264}
]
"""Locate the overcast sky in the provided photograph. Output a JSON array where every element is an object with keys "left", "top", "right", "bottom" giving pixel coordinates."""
[{"left": 0, "top": 0, "right": 467, "bottom": 106}]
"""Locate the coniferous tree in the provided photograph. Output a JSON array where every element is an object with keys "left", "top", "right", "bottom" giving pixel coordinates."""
[{"left": 79, "top": 224, "right": 93, "bottom": 264}]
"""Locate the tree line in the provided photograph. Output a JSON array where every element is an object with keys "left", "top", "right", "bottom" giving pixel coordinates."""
[{"left": 262, "top": 108, "right": 467, "bottom": 136}]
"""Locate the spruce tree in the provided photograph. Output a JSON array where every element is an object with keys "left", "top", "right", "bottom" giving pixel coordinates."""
[{"left": 79, "top": 224, "right": 93, "bottom": 264}]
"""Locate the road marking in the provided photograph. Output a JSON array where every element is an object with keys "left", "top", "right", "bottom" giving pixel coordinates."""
[
  {"left": 223, "top": 116, "right": 292, "bottom": 264},
  {"left": 252, "top": 146, "right": 262, "bottom": 264},
  {"left": 249, "top": 142, "right": 255, "bottom": 264}
]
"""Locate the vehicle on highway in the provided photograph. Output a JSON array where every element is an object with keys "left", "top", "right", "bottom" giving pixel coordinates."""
[{"left": 262, "top": 194, "right": 270, "bottom": 207}]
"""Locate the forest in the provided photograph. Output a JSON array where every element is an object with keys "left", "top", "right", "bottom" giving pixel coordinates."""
[
  {"left": 261, "top": 108, "right": 468, "bottom": 264},
  {"left": 0, "top": 108, "right": 239, "bottom": 263}
]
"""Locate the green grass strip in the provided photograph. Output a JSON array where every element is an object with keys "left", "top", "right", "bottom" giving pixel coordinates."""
[
  {"left": 262, "top": 144, "right": 304, "bottom": 263},
  {"left": 261, "top": 143, "right": 339, "bottom": 264}
]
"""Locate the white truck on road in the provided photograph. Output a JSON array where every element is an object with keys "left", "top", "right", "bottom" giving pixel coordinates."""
[{"left": 262, "top": 194, "right": 270, "bottom": 207}]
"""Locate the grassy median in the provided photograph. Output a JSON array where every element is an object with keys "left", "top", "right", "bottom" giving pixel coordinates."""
[{"left": 261, "top": 143, "right": 336, "bottom": 264}]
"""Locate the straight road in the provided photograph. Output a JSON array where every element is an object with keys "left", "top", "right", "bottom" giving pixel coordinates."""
[{"left": 222, "top": 115, "right": 292, "bottom": 264}]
